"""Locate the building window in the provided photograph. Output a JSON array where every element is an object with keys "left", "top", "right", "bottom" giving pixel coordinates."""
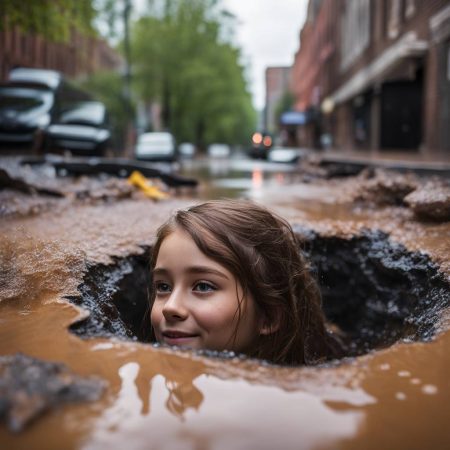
[
  {"left": 388, "top": 0, "right": 402, "bottom": 39},
  {"left": 405, "top": 0, "right": 416, "bottom": 19},
  {"left": 340, "top": 0, "right": 371, "bottom": 71}
]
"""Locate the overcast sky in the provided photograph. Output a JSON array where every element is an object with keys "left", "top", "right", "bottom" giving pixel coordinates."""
[{"left": 223, "top": 0, "right": 308, "bottom": 110}]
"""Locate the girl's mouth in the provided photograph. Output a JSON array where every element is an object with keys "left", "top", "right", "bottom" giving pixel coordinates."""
[{"left": 161, "top": 330, "right": 199, "bottom": 346}]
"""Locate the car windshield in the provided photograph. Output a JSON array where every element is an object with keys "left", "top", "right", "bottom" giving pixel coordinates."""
[
  {"left": 0, "top": 87, "right": 53, "bottom": 113},
  {"left": 58, "top": 102, "right": 106, "bottom": 126}
]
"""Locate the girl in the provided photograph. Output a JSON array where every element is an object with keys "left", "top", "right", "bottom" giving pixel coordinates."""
[{"left": 149, "top": 199, "right": 339, "bottom": 366}]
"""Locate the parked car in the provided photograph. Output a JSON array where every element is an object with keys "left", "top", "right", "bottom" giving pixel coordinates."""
[
  {"left": 207, "top": 143, "right": 231, "bottom": 158},
  {"left": 0, "top": 67, "right": 91, "bottom": 152},
  {"left": 0, "top": 84, "right": 53, "bottom": 148},
  {"left": 248, "top": 131, "right": 272, "bottom": 159},
  {"left": 135, "top": 132, "right": 176, "bottom": 161},
  {"left": 45, "top": 101, "right": 111, "bottom": 156},
  {"left": 178, "top": 142, "right": 196, "bottom": 158}
]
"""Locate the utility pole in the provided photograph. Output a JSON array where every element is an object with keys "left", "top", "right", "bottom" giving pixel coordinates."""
[{"left": 123, "top": 0, "right": 134, "bottom": 156}]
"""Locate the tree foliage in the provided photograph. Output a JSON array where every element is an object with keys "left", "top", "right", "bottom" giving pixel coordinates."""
[
  {"left": 0, "top": 0, "right": 96, "bottom": 41},
  {"left": 131, "top": 0, "right": 256, "bottom": 147}
]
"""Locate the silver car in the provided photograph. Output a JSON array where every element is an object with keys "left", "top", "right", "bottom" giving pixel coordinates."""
[{"left": 135, "top": 132, "right": 176, "bottom": 161}]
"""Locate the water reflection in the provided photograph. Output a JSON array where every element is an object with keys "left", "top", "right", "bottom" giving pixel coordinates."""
[
  {"left": 251, "top": 168, "right": 263, "bottom": 189},
  {"left": 165, "top": 377, "right": 204, "bottom": 419},
  {"left": 179, "top": 156, "right": 296, "bottom": 200},
  {"left": 82, "top": 352, "right": 367, "bottom": 450}
]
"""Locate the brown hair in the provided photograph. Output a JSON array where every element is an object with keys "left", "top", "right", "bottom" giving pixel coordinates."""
[{"left": 150, "top": 199, "right": 335, "bottom": 366}]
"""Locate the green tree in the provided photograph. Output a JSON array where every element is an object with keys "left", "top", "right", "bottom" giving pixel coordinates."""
[{"left": 131, "top": 0, "right": 256, "bottom": 148}]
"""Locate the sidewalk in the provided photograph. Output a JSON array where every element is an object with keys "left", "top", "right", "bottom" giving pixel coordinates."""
[{"left": 316, "top": 148, "right": 450, "bottom": 176}]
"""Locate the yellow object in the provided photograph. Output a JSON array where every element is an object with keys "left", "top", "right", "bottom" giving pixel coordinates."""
[{"left": 128, "top": 170, "right": 169, "bottom": 200}]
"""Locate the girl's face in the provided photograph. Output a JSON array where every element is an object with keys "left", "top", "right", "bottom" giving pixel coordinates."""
[{"left": 151, "top": 228, "right": 261, "bottom": 353}]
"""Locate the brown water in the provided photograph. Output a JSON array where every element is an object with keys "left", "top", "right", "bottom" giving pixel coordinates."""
[{"left": 1, "top": 160, "right": 449, "bottom": 450}]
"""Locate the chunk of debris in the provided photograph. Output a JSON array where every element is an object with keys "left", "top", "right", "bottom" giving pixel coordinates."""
[
  {"left": 0, "top": 353, "right": 105, "bottom": 432},
  {"left": 128, "top": 170, "right": 170, "bottom": 200},
  {"left": 354, "top": 169, "right": 418, "bottom": 206},
  {"left": 404, "top": 181, "right": 450, "bottom": 221},
  {"left": 0, "top": 168, "right": 63, "bottom": 197}
]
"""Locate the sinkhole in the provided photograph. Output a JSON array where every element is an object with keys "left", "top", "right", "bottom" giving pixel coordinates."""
[{"left": 67, "top": 230, "right": 450, "bottom": 361}]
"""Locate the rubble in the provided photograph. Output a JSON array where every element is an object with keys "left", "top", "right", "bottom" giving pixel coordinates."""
[
  {"left": 0, "top": 353, "right": 105, "bottom": 432},
  {"left": 404, "top": 181, "right": 450, "bottom": 221},
  {"left": 352, "top": 168, "right": 418, "bottom": 205}
]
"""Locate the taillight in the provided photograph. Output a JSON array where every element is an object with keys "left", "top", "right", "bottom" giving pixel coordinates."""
[{"left": 263, "top": 136, "right": 272, "bottom": 147}]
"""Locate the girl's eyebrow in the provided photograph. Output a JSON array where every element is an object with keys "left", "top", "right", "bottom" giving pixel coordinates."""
[{"left": 153, "top": 266, "right": 229, "bottom": 280}]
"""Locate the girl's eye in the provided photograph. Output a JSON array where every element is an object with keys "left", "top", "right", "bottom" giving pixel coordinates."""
[
  {"left": 155, "top": 282, "right": 171, "bottom": 293},
  {"left": 193, "top": 282, "right": 216, "bottom": 293}
]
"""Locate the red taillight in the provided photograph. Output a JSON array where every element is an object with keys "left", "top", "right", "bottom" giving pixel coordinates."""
[{"left": 263, "top": 136, "right": 272, "bottom": 147}]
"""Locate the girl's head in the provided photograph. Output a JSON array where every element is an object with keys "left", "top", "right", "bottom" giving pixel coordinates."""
[{"left": 150, "top": 199, "right": 332, "bottom": 366}]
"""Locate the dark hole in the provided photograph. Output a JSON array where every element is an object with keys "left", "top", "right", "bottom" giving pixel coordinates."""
[
  {"left": 67, "top": 230, "right": 450, "bottom": 359},
  {"left": 298, "top": 228, "right": 450, "bottom": 355}
]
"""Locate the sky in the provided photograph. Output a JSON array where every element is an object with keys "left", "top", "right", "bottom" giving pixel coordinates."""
[{"left": 223, "top": 0, "right": 308, "bottom": 110}]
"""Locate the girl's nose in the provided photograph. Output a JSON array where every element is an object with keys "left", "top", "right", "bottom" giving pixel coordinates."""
[{"left": 162, "top": 288, "right": 188, "bottom": 321}]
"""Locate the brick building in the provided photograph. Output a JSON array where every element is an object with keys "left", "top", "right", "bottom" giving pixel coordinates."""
[
  {"left": 291, "top": 0, "right": 450, "bottom": 158},
  {"left": 291, "top": 0, "right": 339, "bottom": 148},
  {"left": 0, "top": 24, "right": 122, "bottom": 82},
  {"left": 264, "top": 66, "right": 292, "bottom": 134}
]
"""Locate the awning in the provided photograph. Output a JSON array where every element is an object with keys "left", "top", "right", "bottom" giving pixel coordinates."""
[
  {"left": 329, "top": 32, "right": 428, "bottom": 105},
  {"left": 280, "top": 111, "right": 308, "bottom": 125}
]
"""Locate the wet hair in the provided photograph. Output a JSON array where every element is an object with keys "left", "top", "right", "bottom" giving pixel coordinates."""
[{"left": 149, "top": 199, "right": 336, "bottom": 366}]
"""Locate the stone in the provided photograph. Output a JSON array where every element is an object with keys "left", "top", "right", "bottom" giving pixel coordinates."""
[
  {"left": 0, "top": 353, "right": 105, "bottom": 432},
  {"left": 404, "top": 181, "right": 450, "bottom": 221}
]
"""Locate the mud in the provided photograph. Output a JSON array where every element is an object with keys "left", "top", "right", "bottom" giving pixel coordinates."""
[
  {"left": 0, "top": 353, "right": 105, "bottom": 432},
  {"left": 0, "top": 157, "right": 184, "bottom": 219},
  {"left": 1, "top": 156, "right": 449, "bottom": 450}
]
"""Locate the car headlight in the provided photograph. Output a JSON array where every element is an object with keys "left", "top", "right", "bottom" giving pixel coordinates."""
[
  {"left": 34, "top": 114, "right": 51, "bottom": 128},
  {"left": 95, "top": 129, "right": 110, "bottom": 142}
]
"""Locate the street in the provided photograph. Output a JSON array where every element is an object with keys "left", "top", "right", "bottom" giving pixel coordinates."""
[{"left": 1, "top": 148, "right": 450, "bottom": 449}]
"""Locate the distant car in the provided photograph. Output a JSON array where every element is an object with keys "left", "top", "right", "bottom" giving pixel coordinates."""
[
  {"left": 267, "top": 146, "right": 307, "bottom": 163},
  {"left": 135, "top": 132, "right": 176, "bottom": 161},
  {"left": 207, "top": 143, "right": 231, "bottom": 158},
  {"left": 248, "top": 131, "right": 272, "bottom": 159},
  {"left": 45, "top": 101, "right": 111, "bottom": 156},
  {"left": 178, "top": 142, "right": 196, "bottom": 158}
]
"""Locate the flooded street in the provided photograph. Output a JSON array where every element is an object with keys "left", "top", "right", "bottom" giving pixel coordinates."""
[{"left": 1, "top": 154, "right": 449, "bottom": 450}]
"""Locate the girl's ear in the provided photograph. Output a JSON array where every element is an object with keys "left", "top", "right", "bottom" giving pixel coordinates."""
[{"left": 259, "top": 309, "right": 281, "bottom": 336}]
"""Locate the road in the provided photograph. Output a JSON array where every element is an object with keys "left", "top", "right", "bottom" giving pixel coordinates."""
[{"left": 178, "top": 149, "right": 304, "bottom": 200}]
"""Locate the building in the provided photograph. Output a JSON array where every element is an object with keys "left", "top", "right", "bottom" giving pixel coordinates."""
[
  {"left": 264, "top": 66, "right": 292, "bottom": 134},
  {"left": 0, "top": 24, "right": 122, "bottom": 82},
  {"left": 291, "top": 0, "right": 450, "bottom": 158},
  {"left": 291, "top": 0, "right": 339, "bottom": 148}
]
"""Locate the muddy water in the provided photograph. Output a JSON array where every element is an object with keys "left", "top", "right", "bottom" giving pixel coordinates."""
[{"left": 1, "top": 161, "right": 449, "bottom": 449}]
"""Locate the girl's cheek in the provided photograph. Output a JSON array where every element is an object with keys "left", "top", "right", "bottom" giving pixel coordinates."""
[{"left": 150, "top": 303, "right": 162, "bottom": 328}]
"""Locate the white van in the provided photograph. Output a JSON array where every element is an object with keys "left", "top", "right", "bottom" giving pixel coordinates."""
[{"left": 135, "top": 132, "right": 176, "bottom": 161}]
